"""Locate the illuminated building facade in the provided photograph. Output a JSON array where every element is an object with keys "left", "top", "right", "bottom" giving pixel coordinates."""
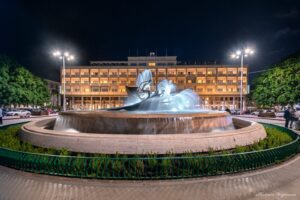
[{"left": 61, "top": 54, "right": 248, "bottom": 110}]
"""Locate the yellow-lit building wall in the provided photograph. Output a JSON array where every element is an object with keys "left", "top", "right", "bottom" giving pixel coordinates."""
[{"left": 61, "top": 65, "right": 248, "bottom": 110}]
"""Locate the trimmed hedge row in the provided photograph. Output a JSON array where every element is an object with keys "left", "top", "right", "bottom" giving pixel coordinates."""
[{"left": 0, "top": 123, "right": 299, "bottom": 179}]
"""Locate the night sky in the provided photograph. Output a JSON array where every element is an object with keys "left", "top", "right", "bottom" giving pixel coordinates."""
[{"left": 0, "top": 0, "right": 299, "bottom": 82}]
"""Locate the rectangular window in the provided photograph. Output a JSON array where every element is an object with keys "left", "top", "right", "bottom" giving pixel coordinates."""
[
  {"left": 120, "top": 72, "right": 127, "bottom": 77},
  {"left": 91, "top": 87, "right": 100, "bottom": 92},
  {"left": 101, "top": 87, "right": 109, "bottom": 92},
  {"left": 148, "top": 62, "right": 156, "bottom": 67},
  {"left": 111, "top": 88, "right": 118, "bottom": 92}
]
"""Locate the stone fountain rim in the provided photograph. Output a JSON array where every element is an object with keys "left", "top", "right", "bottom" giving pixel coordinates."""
[
  {"left": 23, "top": 118, "right": 255, "bottom": 138},
  {"left": 20, "top": 118, "right": 267, "bottom": 154},
  {"left": 59, "top": 110, "right": 229, "bottom": 119}
]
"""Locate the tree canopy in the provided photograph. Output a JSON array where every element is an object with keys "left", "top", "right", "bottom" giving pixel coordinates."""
[
  {"left": 252, "top": 53, "right": 300, "bottom": 107},
  {"left": 0, "top": 55, "right": 50, "bottom": 107}
]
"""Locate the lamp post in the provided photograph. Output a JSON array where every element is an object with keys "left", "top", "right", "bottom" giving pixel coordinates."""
[
  {"left": 53, "top": 51, "right": 74, "bottom": 111},
  {"left": 230, "top": 48, "right": 254, "bottom": 115}
]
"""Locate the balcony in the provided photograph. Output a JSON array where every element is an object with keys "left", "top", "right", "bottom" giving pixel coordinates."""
[
  {"left": 109, "top": 74, "right": 118, "bottom": 78},
  {"left": 81, "top": 82, "right": 90, "bottom": 85},
  {"left": 167, "top": 74, "right": 176, "bottom": 77},
  {"left": 71, "top": 74, "right": 80, "bottom": 77},
  {"left": 71, "top": 82, "right": 81, "bottom": 85},
  {"left": 217, "top": 82, "right": 227, "bottom": 85},
  {"left": 197, "top": 82, "right": 206, "bottom": 85},
  {"left": 227, "top": 73, "right": 237, "bottom": 76},
  {"left": 206, "top": 81, "right": 216, "bottom": 85},
  {"left": 186, "top": 82, "right": 196, "bottom": 85},
  {"left": 177, "top": 81, "right": 186, "bottom": 84},
  {"left": 80, "top": 74, "right": 89, "bottom": 78},
  {"left": 227, "top": 82, "right": 237, "bottom": 85},
  {"left": 206, "top": 73, "right": 216, "bottom": 77}
]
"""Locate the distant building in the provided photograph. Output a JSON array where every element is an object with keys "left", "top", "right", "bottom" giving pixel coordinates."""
[
  {"left": 61, "top": 53, "right": 248, "bottom": 110},
  {"left": 44, "top": 79, "right": 60, "bottom": 107}
]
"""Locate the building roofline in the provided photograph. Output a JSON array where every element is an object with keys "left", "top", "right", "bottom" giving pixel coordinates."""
[{"left": 63, "top": 64, "right": 248, "bottom": 69}]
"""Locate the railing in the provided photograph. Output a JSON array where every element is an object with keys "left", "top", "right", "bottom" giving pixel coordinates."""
[{"left": 0, "top": 124, "right": 299, "bottom": 179}]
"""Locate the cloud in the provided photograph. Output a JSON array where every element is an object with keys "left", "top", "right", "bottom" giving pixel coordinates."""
[
  {"left": 274, "top": 27, "right": 300, "bottom": 39},
  {"left": 276, "top": 8, "right": 299, "bottom": 18}
]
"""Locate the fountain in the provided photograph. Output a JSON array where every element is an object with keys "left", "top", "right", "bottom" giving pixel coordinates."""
[{"left": 20, "top": 70, "right": 267, "bottom": 154}]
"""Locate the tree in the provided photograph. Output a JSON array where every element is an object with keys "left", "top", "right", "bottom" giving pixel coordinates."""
[
  {"left": 252, "top": 53, "right": 300, "bottom": 107},
  {"left": 0, "top": 56, "right": 50, "bottom": 107},
  {"left": 33, "top": 77, "right": 50, "bottom": 106},
  {"left": 0, "top": 55, "right": 17, "bottom": 106}
]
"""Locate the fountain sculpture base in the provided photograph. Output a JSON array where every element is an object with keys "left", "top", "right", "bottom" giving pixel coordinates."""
[{"left": 20, "top": 114, "right": 266, "bottom": 154}]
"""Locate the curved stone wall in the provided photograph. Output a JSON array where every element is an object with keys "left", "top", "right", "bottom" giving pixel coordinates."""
[
  {"left": 20, "top": 118, "right": 267, "bottom": 154},
  {"left": 53, "top": 111, "right": 234, "bottom": 134}
]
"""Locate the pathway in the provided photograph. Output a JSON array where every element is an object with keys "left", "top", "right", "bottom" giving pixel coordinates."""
[{"left": 0, "top": 116, "right": 299, "bottom": 200}]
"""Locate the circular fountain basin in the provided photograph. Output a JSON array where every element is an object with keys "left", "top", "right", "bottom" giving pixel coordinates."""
[
  {"left": 53, "top": 110, "right": 233, "bottom": 134},
  {"left": 20, "top": 111, "right": 267, "bottom": 154}
]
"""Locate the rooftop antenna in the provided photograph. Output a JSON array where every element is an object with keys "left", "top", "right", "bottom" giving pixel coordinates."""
[{"left": 136, "top": 48, "right": 139, "bottom": 56}]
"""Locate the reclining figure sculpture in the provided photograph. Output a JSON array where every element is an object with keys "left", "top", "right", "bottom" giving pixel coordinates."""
[{"left": 109, "top": 69, "right": 201, "bottom": 112}]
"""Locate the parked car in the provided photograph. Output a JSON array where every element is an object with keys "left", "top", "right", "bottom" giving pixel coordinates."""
[
  {"left": 31, "top": 108, "right": 49, "bottom": 116},
  {"left": 6, "top": 110, "right": 31, "bottom": 118},
  {"left": 258, "top": 111, "right": 276, "bottom": 118},
  {"left": 2, "top": 108, "right": 10, "bottom": 117},
  {"left": 275, "top": 111, "right": 284, "bottom": 117},
  {"left": 251, "top": 111, "right": 259, "bottom": 115},
  {"left": 230, "top": 110, "right": 240, "bottom": 115}
]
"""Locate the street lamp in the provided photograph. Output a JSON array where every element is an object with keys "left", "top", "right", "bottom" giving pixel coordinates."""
[
  {"left": 230, "top": 48, "right": 254, "bottom": 114},
  {"left": 53, "top": 50, "right": 75, "bottom": 111}
]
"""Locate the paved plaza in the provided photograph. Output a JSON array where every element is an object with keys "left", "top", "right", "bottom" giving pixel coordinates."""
[{"left": 0, "top": 116, "right": 299, "bottom": 200}]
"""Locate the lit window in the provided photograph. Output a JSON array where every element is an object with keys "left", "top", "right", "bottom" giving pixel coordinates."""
[
  {"left": 148, "top": 62, "right": 156, "bottom": 67},
  {"left": 111, "top": 88, "right": 118, "bottom": 92}
]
